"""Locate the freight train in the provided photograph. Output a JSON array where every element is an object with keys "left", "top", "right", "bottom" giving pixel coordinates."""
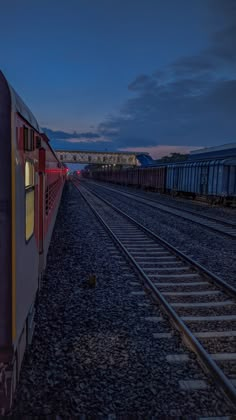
[
  {"left": 89, "top": 144, "right": 236, "bottom": 205},
  {"left": 0, "top": 71, "right": 66, "bottom": 413}
]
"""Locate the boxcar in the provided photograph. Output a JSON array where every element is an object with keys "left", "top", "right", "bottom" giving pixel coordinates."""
[
  {"left": 166, "top": 159, "right": 236, "bottom": 203},
  {"left": 138, "top": 167, "right": 166, "bottom": 191}
]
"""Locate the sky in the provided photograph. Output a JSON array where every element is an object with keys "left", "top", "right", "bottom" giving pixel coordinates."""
[{"left": 0, "top": 0, "right": 235, "bottom": 159}]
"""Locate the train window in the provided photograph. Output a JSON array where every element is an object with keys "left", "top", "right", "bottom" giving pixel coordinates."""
[
  {"left": 24, "top": 126, "right": 29, "bottom": 150},
  {"left": 25, "top": 160, "right": 35, "bottom": 241},
  {"left": 24, "top": 126, "right": 35, "bottom": 151},
  {"left": 30, "top": 130, "right": 34, "bottom": 150},
  {"left": 36, "top": 136, "right": 41, "bottom": 148},
  {"left": 25, "top": 160, "right": 34, "bottom": 187},
  {"left": 25, "top": 190, "right": 34, "bottom": 241}
]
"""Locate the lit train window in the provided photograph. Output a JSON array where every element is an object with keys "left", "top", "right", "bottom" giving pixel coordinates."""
[
  {"left": 25, "top": 190, "right": 34, "bottom": 241},
  {"left": 25, "top": 161, "right": 34, "bottom": 187},
  {"left": 25, "top": 160, "right": 35, "bottom": 241}
]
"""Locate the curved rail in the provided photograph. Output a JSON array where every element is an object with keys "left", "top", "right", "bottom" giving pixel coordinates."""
[{"left": 74, "top": 181, "right": 236, "bottom": 408}]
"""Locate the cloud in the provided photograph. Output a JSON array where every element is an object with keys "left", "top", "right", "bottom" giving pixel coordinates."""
[
  {"left": 171, "top": 26, "right": 236, "bottom": 79},
  {"left": 42, "top": 1, "right": 236, "bottom": 154},
  {"left": 98, "top": 3, "right": 236, "bottom": 149},
  {"left": 209, "top": 0, "right": 236, "bottom": 23},
  {"left": 42, "top": 126, "right": 114, "bottom": 152},
  {"left": 99, "top": 77, "right": 236, "bottom": 148},
  {"left": 65, "top": 136, "right": 110, "bottom": 144},
  {"left": 210, "top": 24, "right": 236, "bottom": 65},
  {"left": 43, "top": 127, "right": 101, "bottom": 141},
  {"left": 128, "top": 74, "right": 157, "bottom": 92},
  {"left": 119, "top": 145, "right": 202, "bottom": 159}
]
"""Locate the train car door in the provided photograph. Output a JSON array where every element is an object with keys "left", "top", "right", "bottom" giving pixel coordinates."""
[
  {"left": 200, "top": 165, "right": 208, "bottom": 195},
  {"left": 38, "top": 148, "right": 45, "bottom": 255}
]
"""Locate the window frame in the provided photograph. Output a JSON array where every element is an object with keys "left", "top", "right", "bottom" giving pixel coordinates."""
[
  {"left": 23, "top": 125, "right": 35, "bottom": 151},
  {"left": 24, "top": 125, "right": 29, "bottom": 150},
  {"left": 25, "top": 159, "right": 35, "bottom": 243},
  {"left": 30, "top": 129, "right": 35, "bottom": 150}
]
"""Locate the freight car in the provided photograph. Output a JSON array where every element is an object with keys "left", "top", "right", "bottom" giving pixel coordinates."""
[
  {"left": 0, "top": 71, "right": 66, "bottom": 413},
  {"left": 93, "top": 166, "right": 166, "bottom": 193},
  {"left": 165, "top": 158, "right": 236, "bottom": 204},
  {"left": 90, "top": 144, "right": 236, "bottom": 205}
]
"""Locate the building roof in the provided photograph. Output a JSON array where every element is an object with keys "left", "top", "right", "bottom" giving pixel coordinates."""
[{"left": 189, "top": 143, "right": 236, "bottom": 160}]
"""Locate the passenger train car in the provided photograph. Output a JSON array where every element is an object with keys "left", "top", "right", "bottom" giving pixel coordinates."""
[
  {"left": 0, "top": 71, "right": 66, "bottom": 413},
  {"left": 90, "top": 144, "right": 236, "bottom": 205}
]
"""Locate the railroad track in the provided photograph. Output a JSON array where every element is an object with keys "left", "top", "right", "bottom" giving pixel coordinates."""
[
  {"left": 74, "top": 181, "right": 236, "bottom": 408},
  {"left": 84, "top": 180, "right": 236, "bottom": 239}
]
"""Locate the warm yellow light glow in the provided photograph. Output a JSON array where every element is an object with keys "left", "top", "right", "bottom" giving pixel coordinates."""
[
  {"left": 25, "top": 190, "right": 34, "bottom": 240},
  {"left": 25, "top": 160, "right": 35, "bottom": 240},
  {"left": 25, "top": 160, "right": 34, "bottom": 188}
]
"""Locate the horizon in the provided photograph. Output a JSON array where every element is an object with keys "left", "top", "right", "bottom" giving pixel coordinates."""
[{"left": 1, "top": 0, "right": 235, "bottom": 159}]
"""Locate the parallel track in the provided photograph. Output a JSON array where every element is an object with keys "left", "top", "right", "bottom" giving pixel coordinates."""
[
  {"left": 86, "top": 181, "right": 236, "bottom": 239},
  {"left": 74, "top": 181, "right": 236, "bottom": 408}
]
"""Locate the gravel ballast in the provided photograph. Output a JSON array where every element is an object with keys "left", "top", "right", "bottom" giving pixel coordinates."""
[
  {"left": 96, "top": 180, "right": 236, "bottom": 222},
  {"left": 12, "top": 183, "right": 235, "bottom": 417},
  {"left": 86, "top": 181, "right": 236, "bottom": 289}
]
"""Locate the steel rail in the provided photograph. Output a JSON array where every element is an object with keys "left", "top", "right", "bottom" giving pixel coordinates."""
[
  {"left": 83, "top": 182, "right": 236, "bottom": 298},
  {"left": 100, "top": 182, "right": 236, "bottom": 227},
  {"left": 75, "top": 181, "right": 236, "bottom": 408},
  {"left": 86, "top": 180, "right": 236, "bottom": 238}
]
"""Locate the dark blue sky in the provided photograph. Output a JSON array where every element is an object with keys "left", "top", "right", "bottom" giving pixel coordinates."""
[{"left": 0, "top": 0, "right": 235, "bottom": 158}]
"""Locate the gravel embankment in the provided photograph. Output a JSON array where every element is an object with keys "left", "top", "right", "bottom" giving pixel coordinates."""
[
  {"left": 12, "top": 183, "right": 235, "bottom": 417},
  {"left": 86, "top": 182, "right": 236, "bottom": 289},
  {"left": 95, "top": 180, "right": 236, "bottom": 222}
]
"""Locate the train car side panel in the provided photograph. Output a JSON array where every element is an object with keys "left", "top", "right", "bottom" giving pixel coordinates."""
[
  {"left": 14, "top": 115, "right": 39, "bottom": 358},
  {"left": 0, "top": 73, "right": 12, "bottom": 351}
]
